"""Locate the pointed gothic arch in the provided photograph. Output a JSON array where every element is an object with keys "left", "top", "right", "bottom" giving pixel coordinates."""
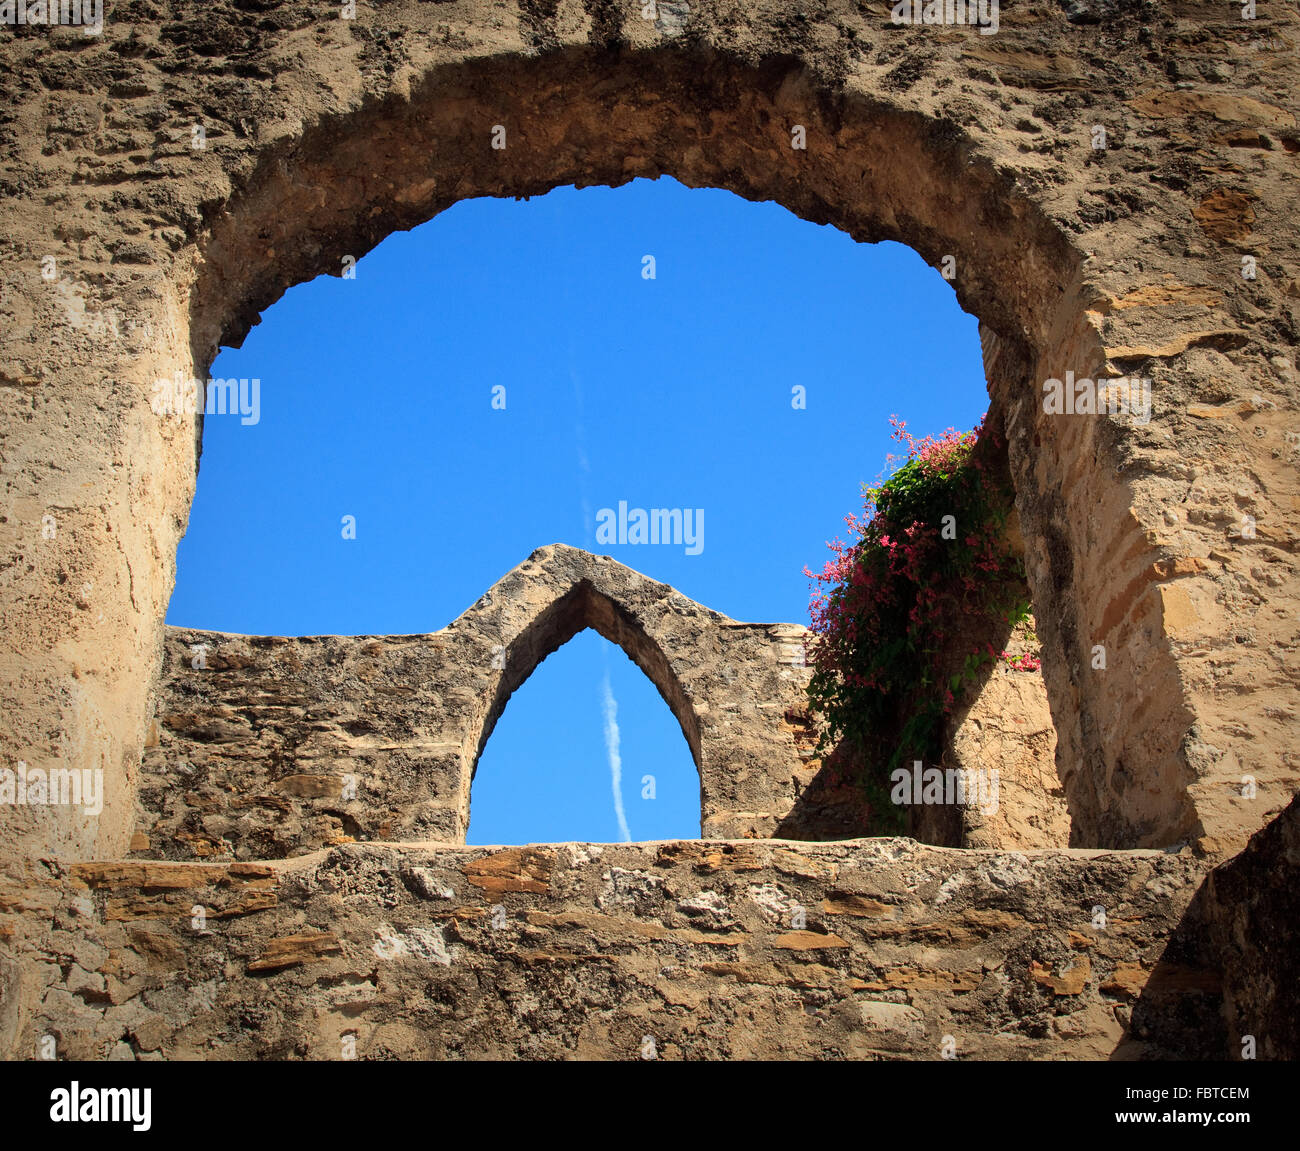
[
  {"left": 469, "top": 578, "right": 703, "bottom": 781},
  {"left": 443, "top": 545, "right": 811, "bottom": 840}
]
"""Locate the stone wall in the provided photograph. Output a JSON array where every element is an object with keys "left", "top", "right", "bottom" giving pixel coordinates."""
[
  {"left": 0, "top": 837, "right": 1222, "bottom": 1061},
  {"left": 947, "top": 617, "right": 1072, "bottom": 850},
  {"left": 135, "top": 545, "right": 1072, "bottom": 855},
  {"left": 1190, "top": 792, "right": 1300, "bottom": 1061},
  {"left": 135, "top": 544, "right": 814, "bottom": 854}
]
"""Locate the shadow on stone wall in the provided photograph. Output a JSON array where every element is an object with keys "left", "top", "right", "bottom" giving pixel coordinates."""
[
  {"left": 773, "top": 737, "right": 876, "bottom": 841},
  {"left": 1123, "top": 794, "right": 1300, "bottom": 1061},
  {"left": 1113, "top": 874, "right": 1226, "bottom": 1060}
]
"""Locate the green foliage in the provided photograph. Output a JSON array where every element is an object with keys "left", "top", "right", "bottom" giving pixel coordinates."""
[{"left": 804, "top": 415, "right": 1031, "bottom": 821}]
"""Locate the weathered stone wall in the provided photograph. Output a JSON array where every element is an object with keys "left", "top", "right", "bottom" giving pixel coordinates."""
[
  {"left": 136, "top": 547, "right": 1068, "bottom": 855},
  {"left": 948, "top": 617, "right": 1072, "bottom": 850},
  {"left": 0, "top": 837, "right": 1222, "bottom": 1061},
  {"left": 1191, "top": 792, "right": 1300, "bottom": 1061},
  {"left": 136, "top": 544, "right": 815, "bottom": 854}
]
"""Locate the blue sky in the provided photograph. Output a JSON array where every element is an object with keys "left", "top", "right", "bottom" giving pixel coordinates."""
[{"left": 168, "top": 176, "right": 986, "bottom": 844}]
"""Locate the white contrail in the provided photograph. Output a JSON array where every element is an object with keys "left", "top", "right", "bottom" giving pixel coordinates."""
[
  {"left": 569, "top": 345, "right": 627, "bottom": 841},
  {"left": 600, "top": 667, "right": 632, "bottom": 843}
]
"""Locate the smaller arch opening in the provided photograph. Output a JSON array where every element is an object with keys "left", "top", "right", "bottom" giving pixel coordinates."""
[
  {"left": 466, "top": 584, "right": 702, "bottom": 845},
  {"left": 471, "top": 580, "right": 702, "bottom": 778}
]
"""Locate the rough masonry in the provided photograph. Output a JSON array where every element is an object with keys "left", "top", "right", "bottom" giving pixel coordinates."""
[
  {"left": 1, "top": 0, "right": 1298, "bottom": 1059},
  {"left": 140, "top": 543, "right": 817, "bottom": 853}
]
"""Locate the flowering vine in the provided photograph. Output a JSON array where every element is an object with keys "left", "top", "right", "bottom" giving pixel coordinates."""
[{"left": 804, "top": 414, "right": 1033, "bottom": 823}]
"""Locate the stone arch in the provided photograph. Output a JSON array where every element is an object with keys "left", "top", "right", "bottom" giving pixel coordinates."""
[
  {"left": 188, "top": 44, "right": 1079, "bottom": 376},
  {"left": 178, "top": 42, "right": 1185, "bottom": 849},
  {"left": 445, "top": 545, "right": 813, "bottom": 840},
  {"left": 184, "top": 45, "right": 1114, "bottom": 837},
  {"left": 126, "top": 545, "right": 814, "bottom": 855},
  {"left": 469, "top": 580, "right": 704, "bottom": 780},
  {"left": 5, "top": 5, "right": 1294, "bottom": 863}
]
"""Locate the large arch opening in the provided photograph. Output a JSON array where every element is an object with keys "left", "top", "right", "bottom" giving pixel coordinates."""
[
  {"left": 171, "top": 43, "right": 1199, "bottom": 849},
  {"left": 169, "top": 175, "right": 992, "bottom": 635},
  {"left": 167, "top": 171, "right": 998, "bottom": 847}
]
